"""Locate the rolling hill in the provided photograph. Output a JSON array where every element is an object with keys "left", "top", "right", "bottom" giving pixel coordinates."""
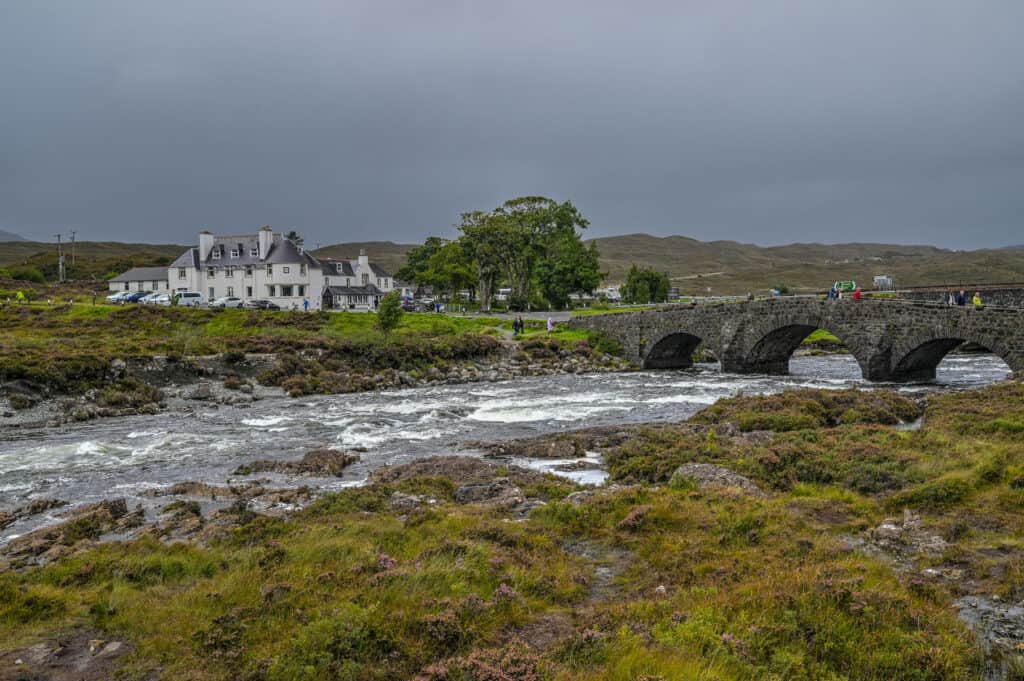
[
  {"left": 0, "top": 241, "right": 189, "bottom": 281},
  {"left": 0, "top": 230, "right": 25, "bottom": 241},
  {"left": 316, "top": 235, "right": 1024, "bottom": 294}
]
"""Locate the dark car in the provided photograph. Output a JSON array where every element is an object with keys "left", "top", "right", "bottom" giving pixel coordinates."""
[
  {"left": 400, "top": 300, "right": 417, "bottom": 312},
  {"left": 243, "top": 299, "right": 281, "bottom": 310}
]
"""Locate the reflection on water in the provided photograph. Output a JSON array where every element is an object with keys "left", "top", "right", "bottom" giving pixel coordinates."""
[{"left": 0, "top": 354, "right": 1011, "bottom": 541}]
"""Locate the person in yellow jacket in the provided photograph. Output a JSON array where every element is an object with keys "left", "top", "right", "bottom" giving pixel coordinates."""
[
  {"left": 972, "top": 292, "right": 983, "bottom": 309},
  {"left": 15, "top": 290, "right": 26, "bottom": 305}
]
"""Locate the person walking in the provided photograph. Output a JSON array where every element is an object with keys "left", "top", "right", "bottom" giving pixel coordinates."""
[
  {"left": 853, "top": 287, "right": 862, "bottom": 301},
  {"left": 827, "top": 287, "right": 836, "bottom": 301},
  {"left": 92, "top": 292, "right": 97, "bottom": 306},
  {"left": 973, "top": 292, "right": 984, "bottom": 309},
  {"left": 947, "top": 291, "right": 955, "bottom": 306},
  {"left": 546, "top": 317, "right": 554, "bottom": 333},
  {"left": 16, "top": 290, "right": 26, "bottom": 305},
  {"left": 303, "top": 298, "right": 309, "bottom": 312},
  {"left": 956, "top": 290, "right": 966, "bottom": 306}
]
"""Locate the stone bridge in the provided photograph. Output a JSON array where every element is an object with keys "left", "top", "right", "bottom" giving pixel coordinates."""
[{"left": 568, "top": 299, "right": 1024, "bottom": 382}]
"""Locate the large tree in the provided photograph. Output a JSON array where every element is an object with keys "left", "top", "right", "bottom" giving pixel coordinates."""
[
  {"left": 456, "top": 211, "right": 505, "bottom": 312},
  {"left": 536, "top": 237, "right": 603, "bottom": 309},
  {"left": 395, "top": 236, "right": 446, "bottom": 286},
  {"left": 621, "top": 265, "right": 670, "bottom": 304}
]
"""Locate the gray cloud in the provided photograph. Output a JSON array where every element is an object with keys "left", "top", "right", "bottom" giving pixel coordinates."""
[{"left": 2, "top": 0, "right": 1023, "bottom": 247}]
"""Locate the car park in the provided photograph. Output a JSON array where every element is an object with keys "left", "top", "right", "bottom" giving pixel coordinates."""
[
  {"left": 149, "top": 293, "right": 172, "bottom": 306},
  {"left": 124, "top": 290, "right": 152, "bottom": 303},
  {"left": 209, "top": 296, "right": 243, "bottom": 309},
  {"left": 243, "top": 298, "right": 280, "bottom": 310},
  {"left": 106, "top": 291, "right": 128, "bottom": 303}
]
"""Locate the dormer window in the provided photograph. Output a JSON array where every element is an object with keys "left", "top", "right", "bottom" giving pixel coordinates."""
[
  {"left": 335, "top": 263, "right": 343, "bottom": 273},
  {"left": 211, "top": 249, "right": 220, "bottom": 259},
  {"left": 250, "top": 248, "right": 259, "bottom": 257},
  {"left": 300, "top": 264, "right": 306, "bottom": 276},
  {"left": 230, "top": 249, "right": 238, "bottom": 258}
]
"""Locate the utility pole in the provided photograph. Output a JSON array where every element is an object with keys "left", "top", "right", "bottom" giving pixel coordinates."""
[
  {"left": 54, "top": 233, "right": 65, "bottom": 283},
  {"left": 70, "top": 230, "right": 77, "bottom": 266}
]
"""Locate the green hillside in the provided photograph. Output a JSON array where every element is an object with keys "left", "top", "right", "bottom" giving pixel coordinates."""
[
  {"left": 0, "top": 241, "right": 189, "bottom": 281},
  {"left": 587, "top": 234, "right": 1024, "bottom": 294}
]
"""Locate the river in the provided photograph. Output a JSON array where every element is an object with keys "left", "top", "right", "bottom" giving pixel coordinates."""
[{"left": 0, "top": 354, "right": 1011, "bottom": 542}]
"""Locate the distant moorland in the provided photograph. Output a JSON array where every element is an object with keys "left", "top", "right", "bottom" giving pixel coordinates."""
[{"left": 3, "top": 234, "right": 1023, "bottom": 293}]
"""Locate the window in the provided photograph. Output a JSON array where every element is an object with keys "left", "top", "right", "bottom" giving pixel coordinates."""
[
  {"left": 324, "top": 277, "right": 330, "bottom": 285},
  {"left": 227, "top": 286, "right": 234, "bottom": 297},
  {"left": 345, "top": 277, "right": 350, "bottom": 286},
  {"left": 376, "top": 277, "right": 381, "bottom": 287},
  {"left": 246, "top": 286, "right": 252, "bottom": 297},
  {"left": 230, "top": 249, "right": 238, "bottom": 258},
  {"left": 178, "top": 268, "right": 186, "bottom": 279},
  {"left": 283, "top": 266, "right": 290, "bottom": 274},
  {"left": 212, "top": 249, "right": 220, "bottom": 259},
  {"left": 250, "top": 248, "right": 259, "bottom": 257},
  {"left": 208, "top": 287, "right": 215, "bottom": 299},
  {"left": 297, "top": 285, "right": 305, "bottom": 297},
  {"left": 335, "top": 263, "right": 343, "bottom": 273},
  {"left": 266, "top": 285, "right": 276, "bottom": 297},
  {"left": 207, "top": 267, "right": 216, "bottom": 277},
  {"left": 362, "top": 274, "right": 369, "bottom": 286},
  {"left": 124, "top": 283, "right": 129, "bottom": 291},
  {"left": 152, "top": 281, "right": 159, "bottom": 289},
  {"left": 225, "top": 267, "right": 233, "bottom": 278},
  {"left": 299, "top": 264, "right": 306, "bottom": 276},
  {"left": 281, "top": 285, "right": 294, "bottom": 297},
  {"left": 245, "top": 265, "right": 253, "bottom": 277},
  {"left": 266, "top": 265, "right": 273, "bottom": 276}
]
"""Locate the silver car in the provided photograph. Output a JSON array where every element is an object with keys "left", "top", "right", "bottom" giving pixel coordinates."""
[{"left": 210, "top": 296, "right": 244, "bottom": 309}]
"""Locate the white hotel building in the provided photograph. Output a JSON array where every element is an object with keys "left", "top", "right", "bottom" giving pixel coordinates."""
[{"left": 167, "top": 226, "right": 393, "bottom": 311}]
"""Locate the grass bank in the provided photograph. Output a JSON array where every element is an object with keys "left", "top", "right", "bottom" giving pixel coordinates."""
[{"left": 3, "top": 383, "right": 1023, "bottom": 678}]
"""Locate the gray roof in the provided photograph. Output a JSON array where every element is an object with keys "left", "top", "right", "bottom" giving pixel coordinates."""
[
  {"left": 322, "top": 259, "right": 356, "bottom": 276},
  {"left": 324, "top": 284, "right": 385, "bottom": 296},
  {"left": 110, "top": 266, "right": 170, "bottom": 282},
  {"left": 170, "top": 248, "right": 199, "bottom": 268}
]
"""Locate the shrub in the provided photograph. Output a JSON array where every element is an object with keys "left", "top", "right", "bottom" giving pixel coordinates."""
[{"left": 886, "top": 477, "right": 971, "bottom": 510}]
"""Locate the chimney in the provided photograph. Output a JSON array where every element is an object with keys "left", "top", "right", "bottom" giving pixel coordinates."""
[
  {"left": 198, "top": 230, "right": 214, "bottom": 260},
  {"left": 358, "top": 248, "right": 369, "bottom": 272},
  {"left": 258, "top": 225, "right": 273, "bottom": 261}
]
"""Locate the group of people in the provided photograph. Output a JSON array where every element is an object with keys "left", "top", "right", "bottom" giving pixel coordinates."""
[
  {"left": 947, "top": 290, "right": 983, "bottom": 308},
  {"left": 827, "top": 286, "right": 862, "bottom": 301},
  {"left": 511, "top": 315, "right": 526, "bottom": 336}
]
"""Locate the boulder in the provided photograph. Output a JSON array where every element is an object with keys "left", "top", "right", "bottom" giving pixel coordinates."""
[
  {"left": 454, "top": 478, "right": 526, "bottom": 508},
  {"left": 869, "top": 510, "right": 948, "bottom": 556},
  {"left": 670, "top": 463, "right": 766, "bottom": 498}
]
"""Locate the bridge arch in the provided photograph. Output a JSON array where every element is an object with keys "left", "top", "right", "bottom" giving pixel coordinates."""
[
  {"left": 642, "top": 332, "right": 712, "bottom": 369},
  {"left": 736, "top": 313, "right": 872, "bottom": 378},
  {"left": 891, "top": 331, "right": 1017, "bottom": 382}
]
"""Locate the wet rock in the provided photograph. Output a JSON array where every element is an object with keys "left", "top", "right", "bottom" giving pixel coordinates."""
[
  {"left": 671, "top": 463, "right": 766, "bottom": 498},
  {"left": 188, "top": 382, "right": 214, "bottom": 401},
  {"left": 233, "top": 449, "right": 359, "bottom": 477},
  {"left": 955, "top": 595, "right": 1024, "bottom": 677},
  {"left": 371, "top": 455, "right": 551, "bottom": 488},
  {"left": 0, "top": 498, "right": 67, "bottom": 530},
  {"left": 454, "top": 478, "right": 526, "bottom": 508},
  {"left": 869, "top": 510, "right": 948, "bottom": 556},
  {"left": 390, "top": 491, "right": 428, "bottom": 511}
]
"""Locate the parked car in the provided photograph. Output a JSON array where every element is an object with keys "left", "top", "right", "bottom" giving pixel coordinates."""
[
  {"left": 243, "top": 299, "right": 280, "bottom": 311},
  {"left": 176, "top": 292, "right": 205, "bottom": 307},
  {"left": 138, "top": 292, "right": 164, "bottom": 304},
  {"left": 209, "top": 296, "right": 243, "bottom": 309},
  {"left": 149, "top": 293, "right": 172, "bottom": 306},
  {"left": 124, "top": 290, "right": 152, "bottom": 303},
  {"left": 400, "top": 300, "right": 417, "bottom": 312},
  {"left": 106, "top": 291, "right": 132, "bottom": 303}
]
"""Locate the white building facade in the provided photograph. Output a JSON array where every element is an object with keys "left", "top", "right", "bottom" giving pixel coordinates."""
[
  {"left": 166, "top": 227, "right": 393, "bottom": 311},
  {"left": 108, "top": 267, "right": 173, "bottom": 293}
]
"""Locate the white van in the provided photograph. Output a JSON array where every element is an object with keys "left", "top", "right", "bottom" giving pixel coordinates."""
[{"left": 177, "top": 292, "right": 205, "bottom": 307}]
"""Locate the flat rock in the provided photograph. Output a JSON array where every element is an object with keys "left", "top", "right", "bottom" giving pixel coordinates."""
[
  {"left": 234, "top": 449, "right": 359, "bottom": 477},
  {"left": 454, "top": 478, "right": 526, "bottom": 508},
  {"left": 671, "top": 463, "right": 766, "bottom": 498},
  {"left": 869, "top": 510, "right": 948, "bottom": 556}
]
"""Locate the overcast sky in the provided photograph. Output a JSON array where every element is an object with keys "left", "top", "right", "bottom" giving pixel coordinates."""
[{"left": 2, "top": 1, "right": 1023, "bottom": 248}]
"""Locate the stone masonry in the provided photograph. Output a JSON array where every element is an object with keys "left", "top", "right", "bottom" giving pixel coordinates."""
[{"left": 569, "top": 298, "right": 1024, "bottom": 382}]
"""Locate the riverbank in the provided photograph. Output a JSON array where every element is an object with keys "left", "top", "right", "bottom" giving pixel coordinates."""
[
  {"left": 0, "top": 305, "right": 628, "bottom": 426},
  {"left": 2, "top": 381, "right": 1021, "bottom": 679}
]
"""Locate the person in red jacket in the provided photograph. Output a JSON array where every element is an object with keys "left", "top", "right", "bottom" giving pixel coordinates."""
[{"left": 853, "top": 287, "right": 862, "bottom": 301}]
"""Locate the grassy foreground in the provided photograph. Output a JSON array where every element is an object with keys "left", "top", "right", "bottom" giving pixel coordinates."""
[{"left": 3, "top": 383, "right": 1023, "bottom": 679}]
